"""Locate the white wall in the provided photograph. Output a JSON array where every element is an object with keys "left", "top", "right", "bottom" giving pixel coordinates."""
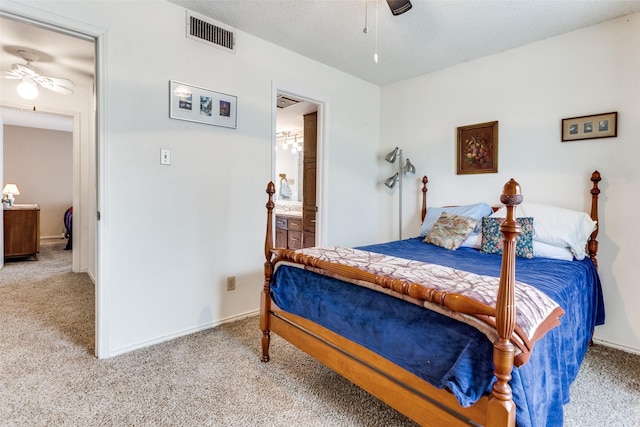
[
  {"left": 3, "top": 125, "right": 73, "bottom": 238},
  {"left": 380, "top": 13, "right": 640, "bottom": 353},
  {"left": 5, "top": 1, "right": 381, "bottom": 356}
]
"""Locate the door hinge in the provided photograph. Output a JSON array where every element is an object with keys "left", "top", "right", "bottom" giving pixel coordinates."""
[{"left": 97, "top": 211, "right": 101, "bottom": 221}]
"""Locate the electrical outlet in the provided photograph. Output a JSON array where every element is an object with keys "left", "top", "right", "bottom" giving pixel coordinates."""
[{"left": 226, "top": 276, "right": 236, "bottom": 291}]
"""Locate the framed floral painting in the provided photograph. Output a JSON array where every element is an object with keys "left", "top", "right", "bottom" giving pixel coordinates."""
[{"left": 456, "top": 121, "right": 498, "bottom": 175}]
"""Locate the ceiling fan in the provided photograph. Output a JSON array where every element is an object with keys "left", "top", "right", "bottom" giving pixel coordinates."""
[{"left": 2, "top": 50, "right": 74, "bottom": 99}]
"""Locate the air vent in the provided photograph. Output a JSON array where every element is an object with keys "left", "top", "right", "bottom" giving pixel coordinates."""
[
  {"left": 186, "top": 11, "right": 236, "bottom": 53},
  {"left": 277, "top": 95, "right": 301, "bottom": 109}
]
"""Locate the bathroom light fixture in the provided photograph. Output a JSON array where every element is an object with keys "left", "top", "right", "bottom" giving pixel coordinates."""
[
  {"left": 17, "top": 77, "right": 38, "bottom": 100},
  {"left": 384, "top": 147, "right": 416, "bottom": 239},
  {"left": 2, "top": 183, "right": 21, "bottom": 207}
]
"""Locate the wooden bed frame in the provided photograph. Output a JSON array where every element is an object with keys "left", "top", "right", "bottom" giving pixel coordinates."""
[{"left": 260, "top": 171, "right": 601, "bottom": 427}]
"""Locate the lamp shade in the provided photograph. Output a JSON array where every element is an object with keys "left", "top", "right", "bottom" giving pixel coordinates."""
[
  {"left": 17, "top": 77, "right": 38, "bottom": 100},
  {"left": 385, "top": 147, "right": 399, "bottom": 163},
  {"left": 2, "top": 183, "right": 20, "bottom": 196},
  {"left": 404, "top": 158, "right": 416, "bottom": 175},
  {"left": 384, "top": 173, "right": 399, "bottom": 188}
]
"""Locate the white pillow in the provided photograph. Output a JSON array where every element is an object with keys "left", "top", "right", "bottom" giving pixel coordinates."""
[
  {"left": 533, "top": 241, "right": 574, "bottom": 261},
  {"left": 491, "top": 202, "right": 596, "bottom": 260},
  {"left": 420, "top": 203, "right": 494, "bottom": 236},
  {"left": 460, "top": 232, "right": 482, "bottom": 249}
]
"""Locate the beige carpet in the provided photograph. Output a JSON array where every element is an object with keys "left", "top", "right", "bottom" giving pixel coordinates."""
[{"left": 0, "top": 239, "right": 638, "bottom": 426}]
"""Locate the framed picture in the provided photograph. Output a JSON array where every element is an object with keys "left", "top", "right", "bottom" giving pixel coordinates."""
[
  {"left": 169, "top": 80, "right": 237, "bottom": 128},
  {"left": 456, "top": 121, "right": 498, "bottom": 175},
  {"left": 561, "top": 112, "right": 617, "bottom": 142}
]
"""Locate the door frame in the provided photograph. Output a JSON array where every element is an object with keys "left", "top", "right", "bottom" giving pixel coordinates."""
[
  {"left": 272, "top": 82, "right": 326, "bottom": 246},
  {"left": 0, "top": 4, "right": 108, "bottom": 358}
]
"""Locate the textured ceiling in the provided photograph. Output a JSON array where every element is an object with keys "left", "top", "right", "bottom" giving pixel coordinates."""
[{"left": 170, "top": 0, "right": 640, "bottom": 86}]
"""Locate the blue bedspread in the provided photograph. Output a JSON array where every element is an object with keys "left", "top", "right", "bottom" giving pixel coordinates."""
[{"left": 270, "top": 237, "right": 604, "bottom": 427}]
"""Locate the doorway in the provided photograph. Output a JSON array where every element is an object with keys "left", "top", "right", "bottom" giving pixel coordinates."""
[
  {"left": 0, "top": 10, "right": 100, "bottom": 356},
  {"left": 275, "top": 91, "right": 321, "bottom": 248}
]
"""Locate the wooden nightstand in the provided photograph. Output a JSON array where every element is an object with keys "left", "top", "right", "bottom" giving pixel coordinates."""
[{"left": 3, "top": 204, "right": 40, "bottom": 260}]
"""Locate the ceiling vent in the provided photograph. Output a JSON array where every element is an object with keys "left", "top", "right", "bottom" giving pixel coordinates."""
[
  {"left": 277, "top": 95, "right": 302, "bottom": 109},
  {"left": 186, "top": 11, "right": 236, "bottom": 53}
]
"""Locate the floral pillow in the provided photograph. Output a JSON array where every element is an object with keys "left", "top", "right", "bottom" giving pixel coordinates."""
[
  {"left": 424, "top": 212, "right": 478, "bottom": 250},
  {"left": 481, "top": 217, "right": 534, "bottom": 259}
]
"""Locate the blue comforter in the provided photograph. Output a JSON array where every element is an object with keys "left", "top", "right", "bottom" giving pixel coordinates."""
[{"left": 270, "top": 237, "right": 604, "bottom": 427}]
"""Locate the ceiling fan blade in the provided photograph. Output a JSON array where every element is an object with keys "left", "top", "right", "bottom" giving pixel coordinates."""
[
  {"left": 1, "top": 69, "right": 22, "bottom": 79},
  {"left": 35, "top": 78, "right": 73, "bottom": 95},
  {"left": 12, "top": 63, "right": 39, "bottom": 77},
  {"left": 35, "top": 76, "right": 75, "bottom": 95},
  {"left": 40, "top": 76, "right": 75, "bottom": 88},
  {"left": 45, "top": 85, "right": 74, "bottom": 95}
]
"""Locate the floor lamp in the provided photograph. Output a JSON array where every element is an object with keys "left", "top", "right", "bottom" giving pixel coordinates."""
[{"left": 384, "top": 147, "right": 416, "bottom": 240}]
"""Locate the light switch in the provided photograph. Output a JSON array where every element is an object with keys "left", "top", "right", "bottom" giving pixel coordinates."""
[{"left": 160, "top": 148, "right": 171, "bottom": 165}]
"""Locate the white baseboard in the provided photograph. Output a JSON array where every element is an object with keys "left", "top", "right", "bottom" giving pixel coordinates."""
[
  {"left": 592, "top": 338, "right": 640, "bottom": 355},
  {"left": 105, "top": 309, "right": 260, "bottom": 359}
]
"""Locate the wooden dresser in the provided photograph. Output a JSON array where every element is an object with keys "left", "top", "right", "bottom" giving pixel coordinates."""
[{"left": 3, "top": 205, "right": 40, "bottom": 260}]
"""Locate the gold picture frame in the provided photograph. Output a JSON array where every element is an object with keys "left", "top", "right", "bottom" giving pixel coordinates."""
[
  {"left": 456, "top": 121, "right": 498, "bottom": 175},
  {"left": 561, "top": 112, "right": 617, "bottom": 142}
]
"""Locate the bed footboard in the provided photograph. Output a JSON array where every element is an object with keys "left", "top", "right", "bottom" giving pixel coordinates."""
[{"left": 261, "top": 178, "right": 521, "bottom": 427}]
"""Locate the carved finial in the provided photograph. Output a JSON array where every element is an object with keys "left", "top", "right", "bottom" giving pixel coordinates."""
[
  {"left": 500, "top": 178, "right": 523, "bottom": 206},
  {"left": 591, "top": 171, "right": 601, "bottom": 197},
  {"left": 266, "top": 182, "right": 275, "bottom": 210}
]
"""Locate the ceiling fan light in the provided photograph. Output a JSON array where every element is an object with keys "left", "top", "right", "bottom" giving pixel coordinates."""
[{"left": 17, "top": 77, "right": 38, "bottom": 100}]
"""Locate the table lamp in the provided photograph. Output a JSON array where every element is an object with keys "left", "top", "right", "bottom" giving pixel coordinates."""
[{"left": 2, "top": 183, "right": 21, "bottom": 207}]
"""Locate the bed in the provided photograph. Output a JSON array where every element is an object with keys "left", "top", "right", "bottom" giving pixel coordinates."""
[{"left": 260, "top": 171, "right": 604, "bottom": 427}]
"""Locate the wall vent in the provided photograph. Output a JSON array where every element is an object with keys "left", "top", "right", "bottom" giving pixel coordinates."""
[{"left": 186, "top": 11, "right": 236, "bottom": 53}]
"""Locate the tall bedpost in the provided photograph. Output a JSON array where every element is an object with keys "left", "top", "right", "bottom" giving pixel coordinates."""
[
  {"left": 261, "top": 182, "right": 276, "bottom": 363},
  {"left": 589, "top": 170, "right": 601, "bottom": 268},
  {"left": 421, "top": 176, "right": 429, "bottom": 223},
  {"left": 487, "top": 178, "right": 522, "bottom": 427}
]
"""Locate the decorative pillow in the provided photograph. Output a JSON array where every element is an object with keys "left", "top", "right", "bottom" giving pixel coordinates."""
[
  {"left": 424, "top": 212, "right": 478, "bottom": 250},
  {"left": 491, "top": 202, "right": 596, "bottom": 260},
  {"left": 481, "top": 217, "right": 534, "bottom": 259},
  {"left": 420, "top": 203, "right": 494, "bottom": 236}
]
